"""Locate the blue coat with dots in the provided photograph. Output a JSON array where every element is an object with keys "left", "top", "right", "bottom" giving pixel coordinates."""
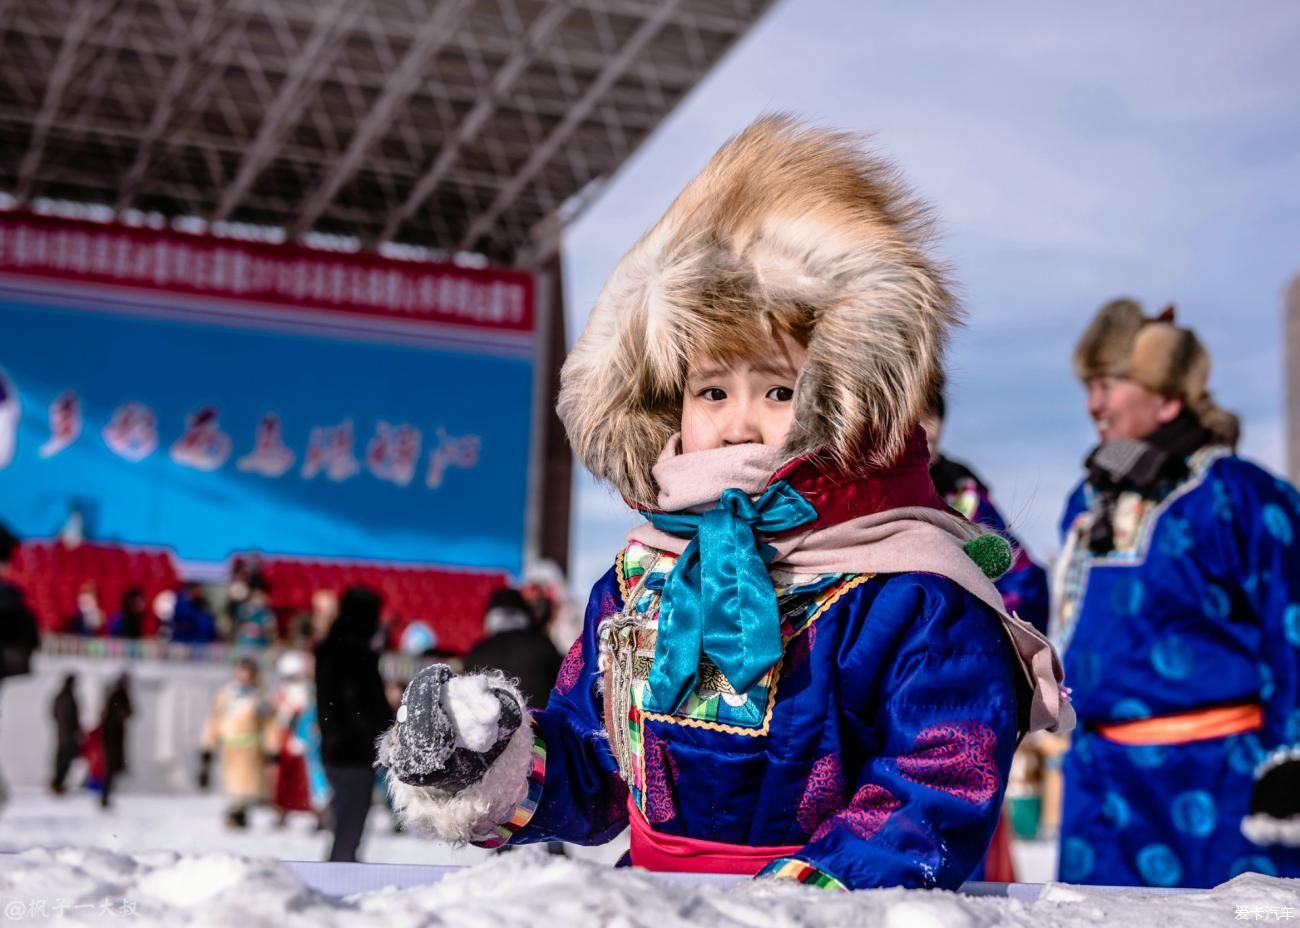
[{"left": 1053, "top": 447, "right": 1300, "bottom": 887}]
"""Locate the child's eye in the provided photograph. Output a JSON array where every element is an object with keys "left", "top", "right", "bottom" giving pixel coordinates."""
[
  {"left": 767, "top": 386, "right": 794, "bottom": 402},
  {"left": 698, "top": 388, "right": 727, "bottom": 402}
]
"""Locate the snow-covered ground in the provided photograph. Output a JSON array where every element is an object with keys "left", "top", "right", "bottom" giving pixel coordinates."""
[
  {"left": 0, "top": 787, "right": 1055, "bottom": 878},
  {"left": 7, "top": 788, "right": 1292, "bottom": 927},
  {"left": 1, "top": 843, "right": 1295, "bottom": 927},
  {"left": 0, "top": 788, "right": 626, "bottom": 867}
]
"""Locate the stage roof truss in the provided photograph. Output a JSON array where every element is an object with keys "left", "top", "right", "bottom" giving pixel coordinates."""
[{"left": 0, "top": 0, "right": 775, "bottom": 266}]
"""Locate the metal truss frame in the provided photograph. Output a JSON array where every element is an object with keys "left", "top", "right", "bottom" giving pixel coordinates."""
[{"left": 0, "top": 0, "right": 775, "bottom": 266}]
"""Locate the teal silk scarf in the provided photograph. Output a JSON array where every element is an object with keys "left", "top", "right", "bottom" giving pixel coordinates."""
[{"left": 643, "top": 479, "right": 818, "bottom": 714}]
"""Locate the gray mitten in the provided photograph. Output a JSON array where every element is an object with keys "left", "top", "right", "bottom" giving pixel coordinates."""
[{"left": 384, "top": 664, "right": 523, "bottom": 794}]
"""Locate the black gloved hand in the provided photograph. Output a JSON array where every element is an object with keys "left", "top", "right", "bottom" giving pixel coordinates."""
[
  {"left": 1245, "top": 754, "right": 1300, "bottom": 846},
  {"left": 383, "top": 664, "right": 522, "bottom": 793},
  {"left": 197, "top": 749, "right": 213, "bottom": 791}
]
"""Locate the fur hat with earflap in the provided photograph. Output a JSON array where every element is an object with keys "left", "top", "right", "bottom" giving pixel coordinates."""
[
  {"left": 1073, "top": 298, "right": 1240, "bottom": 448},
  {"left": 557, "top": 115, "right": 960, "bottom": 508}
]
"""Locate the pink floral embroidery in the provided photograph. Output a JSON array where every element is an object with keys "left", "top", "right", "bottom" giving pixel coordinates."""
[
  {"left": 555, "top": 638, "right": 584, "bottom": 696},
  {"left": 643, "top": 730, "right": 679, "bottom": 824},
  {"left": 895, "top": 721, "right": 1000, "bottom": 805},
  {"left": 797, "top": 753, "right": 845, "bottom": 835},
  {"left": 812, "top": 783, "right": 900, "bottom": 842}
]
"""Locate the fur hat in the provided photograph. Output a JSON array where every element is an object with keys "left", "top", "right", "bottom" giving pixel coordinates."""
[
  {"left": 558, "top": 116, "right": 958, "bottom": 507},
  {"left": 1073, "top": 298, "right": 1239, "bottom": 447}
]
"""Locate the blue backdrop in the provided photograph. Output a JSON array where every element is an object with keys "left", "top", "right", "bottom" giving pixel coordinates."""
[{"left": 0, "top": 280, "right": 535, "bottom": 573}]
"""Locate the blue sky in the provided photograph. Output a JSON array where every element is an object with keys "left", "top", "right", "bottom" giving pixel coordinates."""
[{"left": 561, "top": 0, "right": 1300, "bottom": 594}]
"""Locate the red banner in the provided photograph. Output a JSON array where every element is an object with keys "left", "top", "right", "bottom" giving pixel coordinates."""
[{"left": 0, "top": 211, "right": 534, "bottom": 333}]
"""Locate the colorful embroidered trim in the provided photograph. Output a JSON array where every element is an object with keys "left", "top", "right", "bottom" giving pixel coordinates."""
[
  {"left": 631, "top": 574, "right": 872, "bottom": 737},
  {"left": 627, "top": 704, "right": 646, "bottom": 806},
  {"left": 1053, "top": 446, "right": 1229, "bottom": 652},
  {"left": 759, "top": 857, "right": 848, "bottom": 890},
  {"left": 616, "top": 542, "right": 658, "bottom": 601},
  {"left": 474, "top": 732, "right": 547, "bottom": 849}
]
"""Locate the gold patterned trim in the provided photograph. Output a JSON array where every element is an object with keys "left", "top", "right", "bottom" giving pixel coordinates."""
[
  {"left": 615, "top": 548, "right": 629, "bottom": 601},
  {"left": 635, "top": 573, "right": 874, "bottom": 737}
]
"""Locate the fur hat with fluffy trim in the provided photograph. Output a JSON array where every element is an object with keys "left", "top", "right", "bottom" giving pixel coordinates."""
[
  {"left": 1074, "top": 298, "right": 1240, "bottom": 447},
  {"left": 557, "top": 115, "right": 959, "bottom": 507}
]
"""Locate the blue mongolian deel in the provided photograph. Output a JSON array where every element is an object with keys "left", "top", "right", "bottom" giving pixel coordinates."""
[{"left": 0, "top": 214, "right": 536, "bottom": 573}]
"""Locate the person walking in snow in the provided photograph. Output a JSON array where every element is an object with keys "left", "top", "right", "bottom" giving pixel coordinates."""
[
  {"left": 97, "top": 672, "right": 133, "bottom": 810},
  {"left": 265, "top": 650, "right": 329, "bottom": 827},
  {"left": 200, "top": 657, "right": 270, "bottom": 828},
  {"left": 50, "top": 673, "right": 82, "bottom": 794},
  {"left": 316, "top": 586, "right": 393, "bottom": 862}
]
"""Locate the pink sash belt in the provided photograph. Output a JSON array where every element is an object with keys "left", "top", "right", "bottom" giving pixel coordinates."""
[{"left": 627, "top": 800, "right": 802, "bottom": 875}]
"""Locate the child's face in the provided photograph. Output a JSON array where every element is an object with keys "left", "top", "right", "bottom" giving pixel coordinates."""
[{"left": 681, "top": 333, "right": 806, "bottom": 453}]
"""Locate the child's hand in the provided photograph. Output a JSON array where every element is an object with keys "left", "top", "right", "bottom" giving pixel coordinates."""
[{"left": 380, "top": 664, "right": 523, "bottom": 794}]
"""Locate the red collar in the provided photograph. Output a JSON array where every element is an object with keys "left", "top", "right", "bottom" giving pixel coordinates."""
[{"left": 766, "top": 428, "right": 947, "bottom": 536}]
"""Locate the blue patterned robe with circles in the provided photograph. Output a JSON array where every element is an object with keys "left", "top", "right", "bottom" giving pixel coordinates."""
[{"left": 1052, "top": 447, "right": 1300, "bottom": 887}]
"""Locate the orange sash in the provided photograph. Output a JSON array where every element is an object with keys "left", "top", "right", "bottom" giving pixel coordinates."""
[{"left": 1097, "top": 702, "right": 1263, "bottom": 746}]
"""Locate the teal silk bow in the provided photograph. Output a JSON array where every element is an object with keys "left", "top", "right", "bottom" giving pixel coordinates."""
[{"left": 644, "top": 480, "right": 818, "bottom": 714}]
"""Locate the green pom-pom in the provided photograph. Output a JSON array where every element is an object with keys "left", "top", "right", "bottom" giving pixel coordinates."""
[{"left": 964, "top": 534, "right": 1013, "bottom": 580}]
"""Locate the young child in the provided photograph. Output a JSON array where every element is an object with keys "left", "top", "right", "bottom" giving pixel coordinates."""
[
  {"left": 265, "top": 650, "right": 329, "bottom": 828},
  {"left": 379, "top": 117, "right": 1071, "bottom": 890},
  {"left": 200, "top": 657, "right": 269, "bottom": 828}
]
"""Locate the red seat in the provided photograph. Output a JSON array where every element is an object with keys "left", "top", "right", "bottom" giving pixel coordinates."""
[
  {"left": 13, "top": 541, "right": 179, "bottom": 632},
  {"left": 255, "top": 556, "right": 507, "bottom": 656}
]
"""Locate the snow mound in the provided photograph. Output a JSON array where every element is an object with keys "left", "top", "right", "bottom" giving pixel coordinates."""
[{"left": 1, "top": 846, "right": 1296, "bottom": 927}]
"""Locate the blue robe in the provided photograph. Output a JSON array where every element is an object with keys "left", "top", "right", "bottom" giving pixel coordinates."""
[
  {"left": 1053, "top": 448, "right": 1300, "bottom": 886},
  {"left": 498, "top": 542, "right": 1023, "bottom": 890}
]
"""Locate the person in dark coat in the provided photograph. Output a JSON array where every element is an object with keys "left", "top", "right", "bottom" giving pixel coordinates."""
[
  {"left": 98, "top": 672, "right": 133, "bottom": 809},
  {"left": 0, "top": 521, "right": 39, "bottom": 680},
  {"left": 108, "top": 588, "right": 146, "bottom": 639},
  {"left": 0, "top": 521, "right": 40, "bottom": 810},
  {"left": 50, "top": 673, "right": 82, "bottom": 794},
  {"left": 315, "top": 585, "right": 393, "bottom": 862},
  {"left": 463, "top": 587, "right": 563, "bottom": 707}
]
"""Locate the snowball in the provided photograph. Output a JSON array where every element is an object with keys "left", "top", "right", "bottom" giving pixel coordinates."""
[{"left": 445, "top": 675, "right": 503, "bottom": 753}]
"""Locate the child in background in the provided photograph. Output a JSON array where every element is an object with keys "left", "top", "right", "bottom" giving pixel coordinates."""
[
  {"left": 200, "top": 657, "right": 269, "bottom": 828},
  {"left": 265, "top": 650, "right": 329, "bottom": 828},
  {"left": 379, "top": 117, "right": 1071, "bottom": 889}
]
